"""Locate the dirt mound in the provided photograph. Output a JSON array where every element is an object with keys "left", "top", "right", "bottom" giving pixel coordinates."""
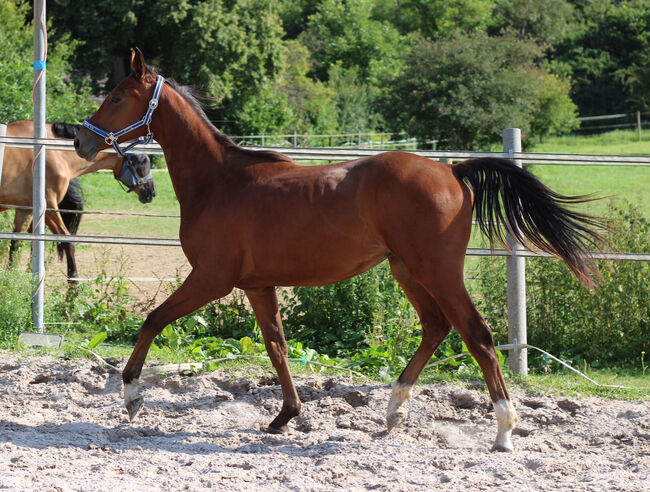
[{"left": 0, "top": 352, "right": 648, "bottom": 491}]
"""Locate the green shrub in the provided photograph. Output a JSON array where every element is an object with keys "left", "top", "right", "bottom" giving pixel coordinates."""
[
  {"left": 0, "top": 268, "right": 34, "bottom": 345},
  {"left": 475, "top": 203, "right": 649, "bottom": 369},
  {"left": 283, "top": 262, "right": 418, "bottom": 357},
  {"left": 162, "top": 289, "right": 259, "bottom": 348}
]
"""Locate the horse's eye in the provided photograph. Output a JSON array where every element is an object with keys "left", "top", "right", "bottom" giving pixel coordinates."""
[{"left": 110, "top": 96, "right": 121, "bottom": 104}]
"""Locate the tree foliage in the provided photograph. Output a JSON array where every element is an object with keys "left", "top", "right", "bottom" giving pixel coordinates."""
[
  {"left": 0, "top": 0, "right": 95, "bottom": 124},
  {"left": 379, "top": 32, "right": 577, "bottom": 149},
  {"left": 36, "top": 0, "right": 650, "bottom": 144},
  {"left": 553, "top": 0, "right": 650, "bottom": 116}
]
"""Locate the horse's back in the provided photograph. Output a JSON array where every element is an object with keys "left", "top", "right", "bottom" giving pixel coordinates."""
[
  {"left": 226, "top": 151, "right": 472, "bottom": 288},
  {"left": 2, "top": 121, "right": 71, "bottom": 205}
]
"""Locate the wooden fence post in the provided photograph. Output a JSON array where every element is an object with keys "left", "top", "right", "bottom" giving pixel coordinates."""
[{"left": 503, "top": 128, "right": 528, "bottom": 376}]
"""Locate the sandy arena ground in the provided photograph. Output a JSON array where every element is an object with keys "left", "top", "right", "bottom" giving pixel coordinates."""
[{"left": 0, "top": 352, "right": 648, "bottom": 491}]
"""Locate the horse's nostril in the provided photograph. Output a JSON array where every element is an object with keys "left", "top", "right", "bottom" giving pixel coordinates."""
[{"left": 73, "top": 138, "right": 80, "bottom": 150}]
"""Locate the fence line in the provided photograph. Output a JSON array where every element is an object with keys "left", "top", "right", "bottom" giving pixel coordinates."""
[
  {"left": 2, "top": 135, "right": 650, "bottom": 166},
  {"left": 2, "top": 232, "right": 647, "bottom": 263},
  {"left": 0, "top": 203, "right": 180, "bottom": 219}
]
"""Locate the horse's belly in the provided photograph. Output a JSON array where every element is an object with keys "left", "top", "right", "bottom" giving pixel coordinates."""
[{"left": 236, "top": 239, "right": 388, "bottom": 289}]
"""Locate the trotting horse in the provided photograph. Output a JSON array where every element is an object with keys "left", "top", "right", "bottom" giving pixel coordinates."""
[
  {"left": 1, "top": 120, "right": 156, "bottom": 279},
  {"left": 75, "top": 49, "right": 604, "bottom": 452}
]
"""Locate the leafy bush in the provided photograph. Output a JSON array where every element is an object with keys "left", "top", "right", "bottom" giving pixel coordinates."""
[
  {"left": 474, "top": 203, "right": 649, "bottom": 369},
  {"left": 167, "top": 289, "right": 259, "bottom": 345},
  {"left": 0, "top": 269, "right": 34, "bottom": 345},
  {"left": 74, "top": 273, "right": 142, "bottom": 344},
  {"left": 283, "top": 262, "right": 418, "bottom": 356}
]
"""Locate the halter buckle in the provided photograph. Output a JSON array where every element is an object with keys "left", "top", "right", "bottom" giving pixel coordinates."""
[
  {"left": 149, "top": 99, "right": 158, "bottom": 110},
  {"left": 105, "top": 133, "right": 117, "bottom": 145}
]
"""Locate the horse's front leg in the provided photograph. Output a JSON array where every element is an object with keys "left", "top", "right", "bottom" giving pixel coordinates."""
[
  {"left": 245, "top": 286, "right": 301, "bottom": 433},
  {"left": 122, "top": 269, "right": 232, "bottom": 421}
]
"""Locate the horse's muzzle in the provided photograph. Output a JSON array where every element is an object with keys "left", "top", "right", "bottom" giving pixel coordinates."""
[{"left": 73, "top": 130, "right": 100, "bottom": 161}]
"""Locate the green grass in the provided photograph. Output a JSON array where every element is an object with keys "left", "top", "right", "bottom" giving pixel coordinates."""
[
  {"left": 528, "top": 129, "right": 649, "bottom": 218},
  {"left": 76, "top": 170, "right": 180, "bottom": 238},
  {"left": 530, "top": 128, "right": 650, "bottom": 155}
]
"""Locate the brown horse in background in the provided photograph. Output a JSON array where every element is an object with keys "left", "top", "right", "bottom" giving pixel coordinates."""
[
  {"left": 1, "top": 120, "right": 155, "bottom": 279},
  {"left": 75, "top": 49, "right": 604, "bottom": 452}
]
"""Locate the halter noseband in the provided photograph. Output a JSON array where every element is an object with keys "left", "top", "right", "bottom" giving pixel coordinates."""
[{"left": 82, "top": 75, "right": 165, "bottom": 156}]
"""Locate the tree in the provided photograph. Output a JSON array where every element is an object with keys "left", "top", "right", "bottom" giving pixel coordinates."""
[
  {"left": 379, "top": 32, "right": 577, "bottom": 149},
  {"left": 372, "top": 0, "right": 495, "bottom": 39},
  {"left": 47, "top": 0, "right": 287, "bottom": 102},
  {"left": 46, "top": 0, "right": 141, "bottom": 92},
  {"left": 0, "top": 0, "right": 95, "bottom": 124},
  {"left": 300, "top": 0, "right": 404, "bottom": 82},
  {"left": 274, "top": 40, "right": 338, "bottom": 136},
  {"left": 491, "top": 0, "right": 574, "bottom": 48},
  {"left": 553, "top": 0, "right": 650, "bottom": 116},
  {"left": 616, "top": 48, "right": 650, "bottom": 111}
]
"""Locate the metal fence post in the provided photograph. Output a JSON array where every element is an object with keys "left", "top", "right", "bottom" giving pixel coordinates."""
[
  {"left": 32, "top": 0, "right": 47, "bottom": 333},
  {"left": 503, "top": 128, "right": 527, "bottom": 375}
]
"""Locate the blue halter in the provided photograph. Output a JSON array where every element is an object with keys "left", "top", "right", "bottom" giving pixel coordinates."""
[{"left": 82, "top": 75, "right": 165, "bottom": 156}]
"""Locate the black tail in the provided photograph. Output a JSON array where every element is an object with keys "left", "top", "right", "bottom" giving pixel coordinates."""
[
  {"left": 51, "top": 122, "right": 81, "bottom": 139},
  {"left": 57, "top": 179, "right": 84, "bottom": 260},
  {"left": 452, "top": 157, "right": 606, "bottom": 288}
]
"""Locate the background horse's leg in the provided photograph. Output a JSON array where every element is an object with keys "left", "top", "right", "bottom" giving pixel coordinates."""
[
  {"left": 244, "top": 286, "right": 301, "bottom": 433},
  {"left": 8, "top": 209, "right": 30, "bottom": 264},
  {"left": 43, "top": 208, "right": 76, "bottom": 280},
  {"left": 412, "top": 262, "right": 518, "bottom": 452},
  {"left": 385, "top": 257, "right": 452, "bottom": 431},
  {"left": 122, "top": 269, "right": 231, "bottom": 421}
]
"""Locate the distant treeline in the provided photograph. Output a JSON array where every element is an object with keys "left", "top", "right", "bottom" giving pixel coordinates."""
[{"left": 2, "top": 0, "right": 649, "bottom": 149}]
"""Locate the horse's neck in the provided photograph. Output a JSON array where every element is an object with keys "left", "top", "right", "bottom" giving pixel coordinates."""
[
  {"left": 66, "top": 152, "right": 120, "bottom": 178},
  {"left": 151, "top": 87, "right": 230, "bottom": 203}
]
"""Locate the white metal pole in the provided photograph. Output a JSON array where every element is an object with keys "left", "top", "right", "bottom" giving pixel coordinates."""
[
  {"left": 503, "top": 128, "right": 527, "bottom": 375},
  {"left": 0, "top": 124, "right": 6, "bottom": 189},
  {"left": 32, "top": 0, "right": 47, "bottom": 333}
]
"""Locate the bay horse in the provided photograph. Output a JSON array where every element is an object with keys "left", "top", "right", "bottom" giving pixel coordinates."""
[
  {"left": 1, "top": 120, "right": 156, "bottom": 279},
  {"left": 75, "top": 49, "right": 604, "bottom": 452}
]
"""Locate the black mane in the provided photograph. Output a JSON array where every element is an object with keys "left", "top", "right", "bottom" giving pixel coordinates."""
[{"left": 51, "top": 122, "right": 81, "bottom": 139}]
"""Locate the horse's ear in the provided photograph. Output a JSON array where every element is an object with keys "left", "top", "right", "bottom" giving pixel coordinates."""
[{"left": 130, "top": 48, "right": 147, "bottom": 81}]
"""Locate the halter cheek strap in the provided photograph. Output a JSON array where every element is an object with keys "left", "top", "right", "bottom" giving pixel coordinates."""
[{"left": 82, "top": 75, "right": 165, "bottom": 156}]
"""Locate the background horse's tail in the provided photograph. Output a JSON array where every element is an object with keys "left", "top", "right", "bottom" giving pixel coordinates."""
[
  {"left": 57, "top": 178, "right": 84, "bottom": 260},
  {"left": 452, "top": 157, "right": 605, "bottom": 288}
]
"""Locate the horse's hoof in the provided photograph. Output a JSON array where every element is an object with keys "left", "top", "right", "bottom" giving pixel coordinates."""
[
  {"left": 126, "top": 397, "right": 144, "bottom": 422},
  {"left": 266, "top": 423, "right": 289, "bottom": 434},
  {"left": 386, "top": 408, "right": 408, "bottom": 432},
  {"left": 491, "top": 441, "right": 514, "bottom": 452}
]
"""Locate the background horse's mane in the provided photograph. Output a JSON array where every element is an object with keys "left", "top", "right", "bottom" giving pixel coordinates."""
[
  {"left": 51, "top": 122, "right": 81, "bottom": 139},
  {"left": 148, "top": 69, "right": 292, "bottom": 164}
]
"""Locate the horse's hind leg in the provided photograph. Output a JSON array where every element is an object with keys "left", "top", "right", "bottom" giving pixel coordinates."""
[
  {"left": 386, "top": 257, "right": 452, "bottom": 431},
  {"left": 244, "top": 287, "right": 300, "bottom": 433},
  {"left": 413, "top": 263, "right": 518, "bottom": 451}
]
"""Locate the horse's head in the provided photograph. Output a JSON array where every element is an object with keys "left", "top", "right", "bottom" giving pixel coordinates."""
[
  {"left": 115, "top": 153, "right": 157, "bottom": 203},
  {"left": 74, "top": 48, "right": 160, "bottom": 161}
]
